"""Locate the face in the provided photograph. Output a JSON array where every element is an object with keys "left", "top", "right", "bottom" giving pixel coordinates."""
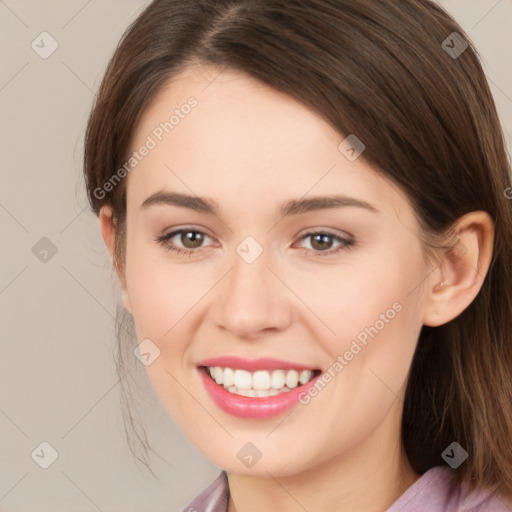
[{"left": 118, "top": 66, "right": 431, "bottom": 476}]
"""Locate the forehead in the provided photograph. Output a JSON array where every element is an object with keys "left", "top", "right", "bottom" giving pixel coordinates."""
[
  {"left": 126, "top": 66, "right": 413, "bottom": 224},
  {"left": 134, "top": 65, "right": 342, "bottom": 162}
]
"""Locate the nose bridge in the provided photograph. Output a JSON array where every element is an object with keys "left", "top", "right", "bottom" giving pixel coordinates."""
[
  {"left": 214, "top": 238, "right": 292, "bottom": 337},
  {"left": 231, "top": 242, "right": 270, "bottom": 297}
]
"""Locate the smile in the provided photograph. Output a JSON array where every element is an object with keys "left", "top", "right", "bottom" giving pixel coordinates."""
[
  {"left": 205, "top": 366, "right": 319, "bottom": 397},
  {"left": 197, "top": 356, "right": 323, "bottom": 419}
]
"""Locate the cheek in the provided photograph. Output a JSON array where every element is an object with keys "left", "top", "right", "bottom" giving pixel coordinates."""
[
  {"left": 123, "top": 238, "right": 206, "bottom": 340},
  {"left": 290, "top": 251, "right": 423, "bottom": 351},
  {"left": 287, "top": 243, "right": 425, "bottom": 406},
  {"left": 123, "top": 246, "right": 202, "bottom": 419}
]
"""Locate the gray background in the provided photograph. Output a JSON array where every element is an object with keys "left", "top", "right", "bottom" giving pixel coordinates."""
[{"left": 1, "top": 1, "right": 511, "bottom": 511}]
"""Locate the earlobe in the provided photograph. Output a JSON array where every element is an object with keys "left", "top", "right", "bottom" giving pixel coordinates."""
[{"left": 422, "top": 211, "right": 494, "bottom": 327}]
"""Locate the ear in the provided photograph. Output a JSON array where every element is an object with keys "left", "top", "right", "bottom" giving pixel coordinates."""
[
  {"left": 98, "top": 206, "right": 132, "bottom": 314},
  {"left": 99, "top": 206, "right": 116, "bottom": 260},
  {"left": 422, "top": 211, "right": 494, "bottom": 327}
]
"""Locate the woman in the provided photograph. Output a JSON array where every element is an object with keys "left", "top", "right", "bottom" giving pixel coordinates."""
[{"left": 83, "top": 0, "right": 512, "bottom": 510}]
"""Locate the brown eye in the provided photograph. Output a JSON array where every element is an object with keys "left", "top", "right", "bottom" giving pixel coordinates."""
[
  {"left": 180, "top": 230, "right": 205, "bottom": 249},
  {"left": 155, "top": 228, "right": 213, "bottom": 255},
  {"left": 310, "top": 233, "right": 335, "bottom": 251},
  {"left": 295, "top": 231, "right": 355, "bottom": 257}
]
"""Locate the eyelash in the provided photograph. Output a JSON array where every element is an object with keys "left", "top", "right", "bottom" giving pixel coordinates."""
[{"left": 154, "top": 228, "right": 355, "bottom": 257}]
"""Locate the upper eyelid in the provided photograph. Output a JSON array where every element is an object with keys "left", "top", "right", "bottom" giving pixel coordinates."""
[{"left": 160, "top": 226, "right": 350, "bottom": 238}]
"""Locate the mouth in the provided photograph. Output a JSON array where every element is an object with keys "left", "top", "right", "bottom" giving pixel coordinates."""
[
  {"left": 196, "top": 356, "right": 323, "bottom": 419},
  {"left": 201, "top": 366, "right": 322, "bottom": 398}
]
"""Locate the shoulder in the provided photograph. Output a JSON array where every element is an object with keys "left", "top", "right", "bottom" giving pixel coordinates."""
[
  {"left": 387, "top": 466, "right": 512, "bottom": 512},
  {"left": 180, "top": 470, "right": 229, "bottom": 512}
]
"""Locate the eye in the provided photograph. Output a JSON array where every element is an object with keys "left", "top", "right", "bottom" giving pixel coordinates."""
[
  {"left": 154, "top": 228, "right": 213, "bottom": 256},
  {"left": 294, "top": 230, "right": 355, "bottom": 256},
  {"left": 154, "top": 228, "right": 355, "bottom": 257}
]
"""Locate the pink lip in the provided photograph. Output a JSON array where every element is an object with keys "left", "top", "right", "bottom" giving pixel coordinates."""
[
  {"left": 198, "top": 367, "right": 321, "bottom": 419},
  {"left": 197, "top": 356, "right": 317, "bottom": 372}
]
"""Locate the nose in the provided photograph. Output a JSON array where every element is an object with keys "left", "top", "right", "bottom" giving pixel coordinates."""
[{"left": 212, "top": 248, "right": 294, "bottom": 340}]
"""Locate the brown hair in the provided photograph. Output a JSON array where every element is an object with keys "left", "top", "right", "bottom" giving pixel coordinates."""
[{"left": 83, "top": 0, "right": 512, "bottom": 499}]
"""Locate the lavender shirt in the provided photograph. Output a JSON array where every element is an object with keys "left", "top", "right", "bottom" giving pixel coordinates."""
[{"left": 181, "top": 466, "right": 511, "bottom": 511}]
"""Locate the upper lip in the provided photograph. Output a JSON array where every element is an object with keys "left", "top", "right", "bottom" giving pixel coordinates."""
[{"left": 197, "top": 356, "right": 319, "bottom": 372}]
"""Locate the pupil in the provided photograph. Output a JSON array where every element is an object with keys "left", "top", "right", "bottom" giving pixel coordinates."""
[
  {"left": 183, "top": 231, "right": 203, "bottom": 248},
  {"left": 312, "top": 234, "right": 332, "bottom": 250}
]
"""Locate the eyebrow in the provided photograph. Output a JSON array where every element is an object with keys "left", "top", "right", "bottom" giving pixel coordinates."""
[{"left": 140, "top": 191, "right": 379, "bottom": 216}]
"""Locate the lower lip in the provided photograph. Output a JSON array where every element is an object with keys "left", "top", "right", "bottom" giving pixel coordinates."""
[{"left": 198, "top": 367, "right": 321, "bottom": 419}]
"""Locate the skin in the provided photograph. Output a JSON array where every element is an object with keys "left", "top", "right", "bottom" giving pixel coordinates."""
[{"left": 99, "top": 66, "right": 494, "bottom": 512}]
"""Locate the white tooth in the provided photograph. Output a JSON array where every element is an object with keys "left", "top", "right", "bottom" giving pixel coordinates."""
[
  {"left": 208, "top": 367, "right": 215, "bottom": 378},
  {"left": 256, "top": 388, "right": 280, "bottom": 397},
  {"left": 223, "top": 367, "right": 235, "bottom": 387},
  {"left": 234, "top": 369, "right": 252, "bottom": 390},
  {"left": 299, "top": 370, "right": 313, "bottom": 385},
  {"left": 221, "top": 369, "right": 312, "bottom": 395},
  {"left": 253, "top": 370, "right": 271, "bottom": 390},
  {"left": 237, "top": 388, "right": 252, "bottom": 397},
  {"left": 271, "top": 370, "right": 286, "bottom": 389},
  {"left": 214, "top": 367, "right": 223, "bottom": 384},
  {"left": 225, "top": 386, "right": 284, "bottom": 397},
  {"left": 285, "top": 370, "right": 299, "bottom": 389}
]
